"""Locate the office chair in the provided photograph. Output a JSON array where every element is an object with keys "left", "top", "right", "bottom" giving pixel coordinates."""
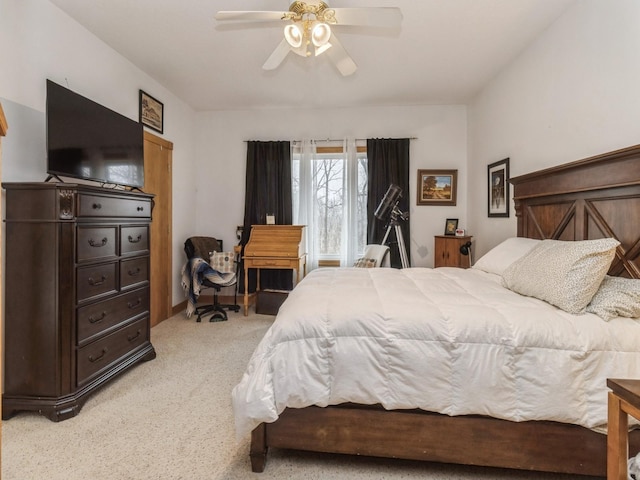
[{"left": 184, "top": 236, "right": 240, "bottom": 322}]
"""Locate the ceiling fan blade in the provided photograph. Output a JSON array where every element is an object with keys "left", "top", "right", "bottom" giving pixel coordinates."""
[
  {"left": 325, "top": 34, "right": 357, "bottom": 76},
  {"left": 331, "top": 7, "right": 403, "bottom": 28},
  {"left": 262, "top": 39, "right": 292, "bottom": 71},
  {"left": 215, "top": 11, "right": 287, "bottom": 23}
]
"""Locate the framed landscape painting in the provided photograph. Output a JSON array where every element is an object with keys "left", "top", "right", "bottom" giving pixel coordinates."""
[
  {"left": 488, "top": 158, "right": 510, "bottom": 217},
  {"left": 417, "top": 169, "right": 457, "bottom": 206}
]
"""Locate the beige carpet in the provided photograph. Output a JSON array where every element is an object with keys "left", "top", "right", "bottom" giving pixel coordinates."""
[{"left": 2, "top": 310, "right": 599, "bottom": 480}]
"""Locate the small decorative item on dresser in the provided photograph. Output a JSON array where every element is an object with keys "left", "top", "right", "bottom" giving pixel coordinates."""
[
  {"left": 455, "top": 228, "right": 465, "bottom": 237},
  {"left": 444, "top": 218, "right": 458, "bottom": 236}
]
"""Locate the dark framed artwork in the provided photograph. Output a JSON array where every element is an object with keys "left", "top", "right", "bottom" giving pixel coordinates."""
[
  {"left": 487, "top": 158, "right": 510, "bottom": 217},
  {"left": 444, "top": 218, "right": 458, "bottom": 235},
  {"left": 139, "top": 90, "right": 163, "bottom": 133},
  {"left": 417, "top": 169, "right": 458, "bottom": 206}
]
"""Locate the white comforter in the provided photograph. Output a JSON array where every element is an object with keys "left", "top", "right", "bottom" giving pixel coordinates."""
[{"left": 232, "top": 267, "right": 640, "bottom": 438}]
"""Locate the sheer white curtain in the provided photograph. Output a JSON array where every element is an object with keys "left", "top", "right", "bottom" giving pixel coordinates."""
[
  {"left": 292, "top": 138, "right": 365, "bottom": 270},
  {"left": 340, "top": 138, "right": 361, "bottom": 267},
  {"left": 292, "top": 140, "right": 320, "bottom": 270}
]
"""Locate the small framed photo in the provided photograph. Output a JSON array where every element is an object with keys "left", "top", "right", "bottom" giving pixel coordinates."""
[
  {"left": 444, "top": 218, "right": 458, "bottom": 236},
  {"left": 417, "top": 169, "right": 458, "bottom": 206},
  {"left": 488, "top": 158, "right": 510, "bottom": 217},
  {"left": 139, "top": 90, "right": 163, "bottom": 134}
]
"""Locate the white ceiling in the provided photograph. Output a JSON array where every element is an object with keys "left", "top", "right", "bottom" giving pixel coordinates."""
[{"left": 49, "top": 0, "right": 576, "bottom": 112}]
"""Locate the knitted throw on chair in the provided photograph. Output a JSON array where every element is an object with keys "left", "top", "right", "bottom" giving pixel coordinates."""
[{"left": 181, "top": 257, "right": 236, "bottom": 318}]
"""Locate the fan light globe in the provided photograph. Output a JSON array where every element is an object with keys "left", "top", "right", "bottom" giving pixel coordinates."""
[
  {"left": 311, "top": 22, "right": 331, "bottom": 47},
  {"left": 284, "top": 24, "right": 303, "bottom": 48}
]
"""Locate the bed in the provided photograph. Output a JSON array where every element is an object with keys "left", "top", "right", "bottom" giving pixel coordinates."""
[{"left": 233, "top": 144, "right": 640, "bottom": 476}]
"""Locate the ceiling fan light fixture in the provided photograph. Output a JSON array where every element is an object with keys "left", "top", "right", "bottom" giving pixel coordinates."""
[
  {"left": 315, "top": 42, "right": 332, "bottom": 56},
  {"left": 311, "top": 22, "right": 331, "bottom": 47},
  {"left": 284, "top": 23, "right": 303, "bottom": 48}
]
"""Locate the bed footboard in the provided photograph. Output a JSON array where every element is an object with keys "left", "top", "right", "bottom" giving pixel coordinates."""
[{"left": 250, "top": 404, "right": 640, "bottom": 475}]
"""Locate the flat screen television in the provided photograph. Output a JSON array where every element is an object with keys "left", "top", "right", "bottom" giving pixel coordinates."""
[{"left": 46, "top": 79, "right": 144, "bottom": 188}]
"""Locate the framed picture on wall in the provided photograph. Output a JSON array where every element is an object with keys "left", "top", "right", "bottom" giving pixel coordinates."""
[
  {"left": 416, "top": 169, "right": 458, "bottom": 206},
  {"left": 487, "top": 158, "right": 510, "bottom": 217},
  {"left": 139, "top": 90, "right": 164, "bottom": 134}
]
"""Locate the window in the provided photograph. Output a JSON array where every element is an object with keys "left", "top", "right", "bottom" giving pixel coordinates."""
[{"left": 292, "top": 141, "right": 367, "bottom": 268}]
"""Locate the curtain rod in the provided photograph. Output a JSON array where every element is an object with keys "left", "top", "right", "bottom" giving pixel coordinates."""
[{"left": 244, "top": 137, "right": 418, "bottom": 143}]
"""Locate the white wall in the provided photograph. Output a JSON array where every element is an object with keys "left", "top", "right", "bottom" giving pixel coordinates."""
[
  {"left": 195, "top": 105, "right": 468, "bottom": 268},
  {"left": 1, "top": 0, "right": 198, "bottom": 305},
  {"left": 468, "top": 0, "right": 640, "bottom": 258}
]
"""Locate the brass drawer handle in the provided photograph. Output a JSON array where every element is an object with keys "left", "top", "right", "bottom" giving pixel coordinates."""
[
  {"left": 88, "top": 275, "right": 107, "bottom": 286},
  {"left": 88, "top": 311, "right": 107, "bottom": 324},
  {"left": 127, "top": 298, "right": 142, "bottom": 309},
  {"left": 128, "top": 267, "right": 141, "bottom": 277},
  {"left": 88, "top": 237, "right": 108, "bottom": 247},
  {"left": 128, "top": 234, "right": 142, "bottom": 243},
  {"left": 127, "top": 329, "right": 142, "bottom": 342},
  {"left": 88, "top": 348, "right": 107, "bottom": 363}
]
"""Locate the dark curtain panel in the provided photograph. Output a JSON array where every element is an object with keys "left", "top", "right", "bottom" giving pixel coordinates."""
[
  {"left": 366, "top": 138, "right": 411, "bottom": 268},
  {"left": 239, "top": 141, "right": 293, "bottom": 293}
]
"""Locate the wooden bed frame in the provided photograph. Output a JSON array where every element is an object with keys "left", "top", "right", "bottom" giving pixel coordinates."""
[{"left": 249, "top": 144, "right": 640, "bottom": 476}]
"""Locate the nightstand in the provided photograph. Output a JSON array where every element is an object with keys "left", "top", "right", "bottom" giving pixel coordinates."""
[
  {"left": 607, "top": 378, "right": 640, "bottom": 479},
  {"left": 434, "top": 235, "right": 472, "bottom": 268}
]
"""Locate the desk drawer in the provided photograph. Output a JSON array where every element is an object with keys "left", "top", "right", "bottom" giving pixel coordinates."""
[
  {"left": 121, "top": 257, "right": 149, "bottom": 289},
  {"left": 77, "top": 287, "right": 149, "bottom": 346},
  {"left": 249, "top": 258, "right": 295, "bottom": 268},
  {"left": 77, "top": 262, "right": 117, "bottom": 303},
  {"left": 77, "top": 226, "right": 117, "bottom": 262},
  {"left": 78, "top": 194, "right": 151, "bottom": 218},
  {"left": 76, "top": 317, "right": 149, "bottom": 386}
]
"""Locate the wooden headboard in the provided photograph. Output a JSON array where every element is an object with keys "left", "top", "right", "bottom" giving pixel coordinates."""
[{"left": 510, "top": 144, "right": 640, "bottom": 279}]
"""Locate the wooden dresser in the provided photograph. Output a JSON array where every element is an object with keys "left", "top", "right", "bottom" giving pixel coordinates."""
[
  {"left": 2, "top": 183, "right": 156, "bottom": 421},
  {"left": 434, "top": 235, "right": 473, "bottom": 268},
  {"left": 243, "top": 225, "right": 306, "bottom": 315}
]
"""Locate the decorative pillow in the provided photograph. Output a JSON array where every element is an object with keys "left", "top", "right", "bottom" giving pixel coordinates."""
[
  {"left": 501, "top": 238, "right": 619, "bottom": 314},
  {"left": 586, "top": 275, "right": 640, "bottom": 321},
  {"left": 354, "top": 257, "right": 377, "bottom": 268},
  {"left": 209, "top": 251, "right": 235, "bottom": 273},
  {"left": 472, "top": 237, "right": 541, "bottom": 276}
]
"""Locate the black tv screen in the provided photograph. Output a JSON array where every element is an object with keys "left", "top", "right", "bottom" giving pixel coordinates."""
[{"left": 46, "top": 80, "right": 144, "bottom": 188}]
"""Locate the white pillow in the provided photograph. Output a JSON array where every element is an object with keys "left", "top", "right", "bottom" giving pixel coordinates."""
[
  {"left": 586, "top": 275, "right": 640, "bottom": 321},
  {"left": 501, "top": 238, "right": 619, "bottom": 314},
  {"left": 472, "top": 237, "right": 541, "bottom": 276}
]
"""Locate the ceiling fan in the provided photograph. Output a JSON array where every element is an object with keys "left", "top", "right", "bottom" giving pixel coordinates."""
[{"left": 215, "top": 1, "right": 402, "bottom": 76}]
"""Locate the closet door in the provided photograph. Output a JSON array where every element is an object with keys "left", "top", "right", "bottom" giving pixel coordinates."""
[{"left": 144, "top": 131, "right": 173, "bottom": 326}]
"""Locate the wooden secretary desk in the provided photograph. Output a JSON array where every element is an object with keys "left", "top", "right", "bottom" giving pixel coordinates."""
[{"left": 243, "top": 225, "right": 306, "bottom": 316}]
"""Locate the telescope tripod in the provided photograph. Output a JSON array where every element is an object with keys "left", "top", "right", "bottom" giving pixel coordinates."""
[{"left": 380, "top": 205, "right": 410, "bottom": 269}]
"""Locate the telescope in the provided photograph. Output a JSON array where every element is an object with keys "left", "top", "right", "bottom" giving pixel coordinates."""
[
  {"left": 374, "top": 184, "right": 409, "bottom": 268},
  {"left": 374, "top": 184, "right": 402, "bottom": 220}
]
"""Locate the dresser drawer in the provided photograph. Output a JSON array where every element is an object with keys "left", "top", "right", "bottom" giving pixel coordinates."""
[
  {"left": 121, "top": 256, "right": 149, "bottom": 289},
  {"left": 78, "top": 194, "right": 151, "bottom": 218},
  {"left": 77, "top": 226, "right": 117, "bottom": 262},
  {"left": 77, "top": 287, "right": 149, "bottom": 346},
  {"left": 77, "top": 262, "right": 117, "bottom": 303},
  {"left": 76, "top": 317, "right": 149, "bottom": 386},
  {"left": 121, "top": 226, "right": 149, "bottom": 255}
]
